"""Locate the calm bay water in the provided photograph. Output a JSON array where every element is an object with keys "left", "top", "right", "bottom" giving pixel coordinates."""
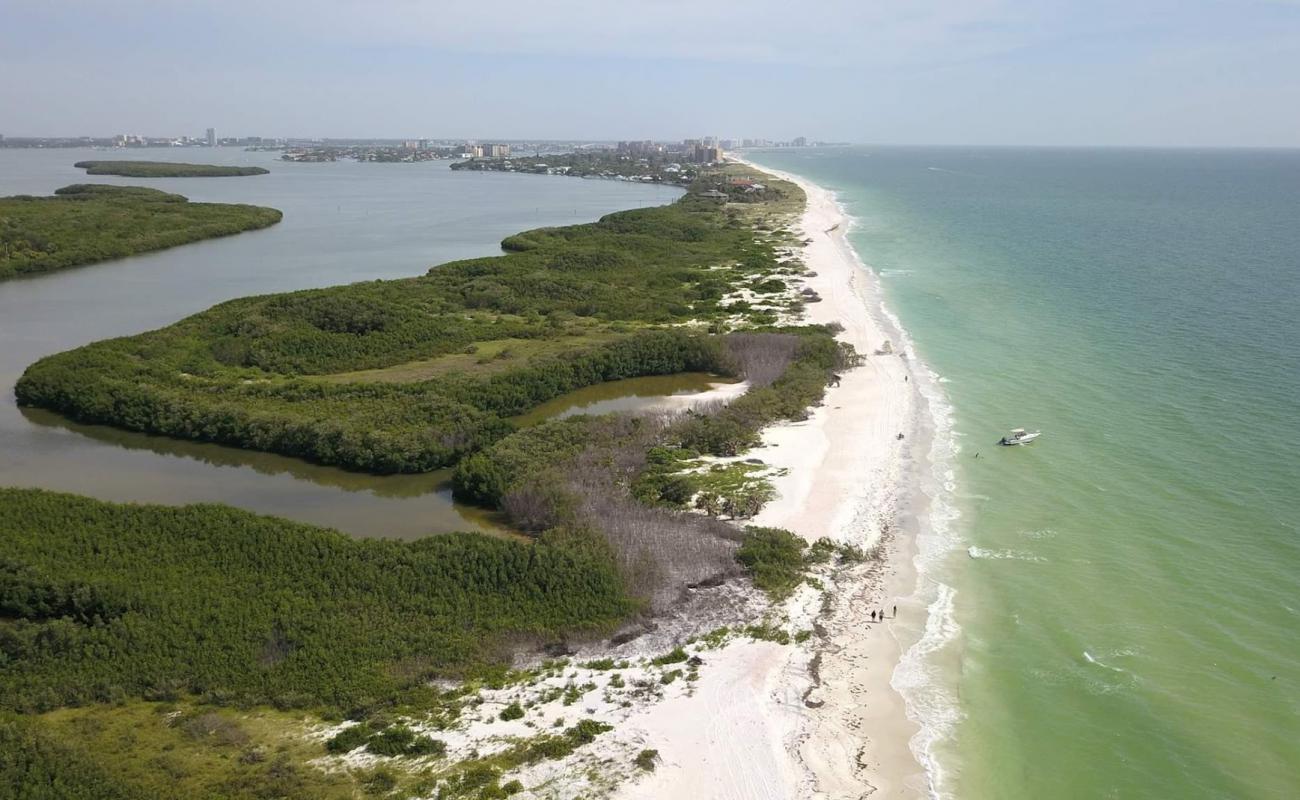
[
  {"left": 748, "top": 147, "right": 1300, "bottom": 799},
  {"left": 0, "top": 147, "right": 682, "bottom": 538}
]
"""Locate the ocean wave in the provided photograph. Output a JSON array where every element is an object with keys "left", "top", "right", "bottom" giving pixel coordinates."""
[
  {"left": 1083, "top": 650, "right": 1127, "bottom": 672},
  {"left": 893, "top": 582, "right": 963, "bottom": 800},
  {"left": 1078, "top": 649, "right": 1141, "bottom": 694},
  {"left": 1021, "top": 528, "right": 1057, "bottom": 540},
  {"left": 1029, "top": 649, "right": 1140, "bottom": 697},
  {"left": 967, "top": 546, "right": 1046, "bottom": 563}
]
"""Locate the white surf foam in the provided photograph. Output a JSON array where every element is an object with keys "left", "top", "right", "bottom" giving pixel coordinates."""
[
  {"left": 858, "top": 204, "right": 967, "bottom": 800},
  {"left": 967, "top": 546, "right": 1046, "bottom": 563},
  {"left": 830, "top": 218, "right": 969, "bottom": 800},
  {"left": 833, "top": 236, "right": 968, "bottom": 798},
  {"left": 893, "top": 582, "right": 962, "bottom": 800}
]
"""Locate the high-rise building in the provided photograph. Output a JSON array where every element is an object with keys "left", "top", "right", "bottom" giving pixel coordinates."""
[
  {"left": 206, "top": 127, "right": 216, "bottom": 147},
  {"left": 793, "top": 136, "right": 807, "bottom": 147}
]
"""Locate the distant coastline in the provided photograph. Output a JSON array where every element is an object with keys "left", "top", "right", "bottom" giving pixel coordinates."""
[{"left": 74, "top": 160, "right": 269, "bottom": 177}]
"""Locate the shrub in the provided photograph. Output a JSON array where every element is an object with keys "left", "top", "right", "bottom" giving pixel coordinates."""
[
  {"left": 325, "top": 724, "right": 372, "bottom": 754},
  {"left": 364, "top": 725, "right": 446, "bottom": 758},
  {"left": 364, "top": 725, "right": 417, "bottom": 756},
  {"left": 499, "top": 702, "right": 525, "bottom": 722},
  {"left": 362, "top": 766, "right": 398, "bottom": 795},
  {"left": 635, "top": 749, "right": 659, "bottom": 771},
  {"left": 651, "top": 647, "right": 688, "bottom": 666},
  {"left": 564, "top": 718, "right": 613, "bottom": 745},
  {"left": 0, "top": 489, "right": 634, "bottom": 715},
  {"left": 736, "top": 527, "right": 808, "bottom": 600}
]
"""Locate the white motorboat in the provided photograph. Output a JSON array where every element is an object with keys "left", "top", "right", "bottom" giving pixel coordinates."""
[{"left": 998, "top": 428, "right": 1041, "bottom": 446}]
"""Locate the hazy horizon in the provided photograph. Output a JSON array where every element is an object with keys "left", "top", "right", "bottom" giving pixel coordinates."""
[{"left": 3, "top": 0, "right": 1299, "bottom": 148}]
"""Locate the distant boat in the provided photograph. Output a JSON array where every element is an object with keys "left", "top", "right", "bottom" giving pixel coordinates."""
[{"left": 998, "top": 428, "right": 1041, "bottom": 446}]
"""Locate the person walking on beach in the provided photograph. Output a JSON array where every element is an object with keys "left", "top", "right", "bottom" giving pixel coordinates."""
[
  {"left": 893, "top": 605, "right": 898, "bottom": 618},
  {"left": 870, "top": 610, "right": 877, "bottom": 622}
]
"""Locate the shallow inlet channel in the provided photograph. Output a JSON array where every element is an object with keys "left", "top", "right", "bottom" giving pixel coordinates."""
[
  {"left": 16, "top": 372, "right": 731, "bottom": 540},
  {"left": 0, "top": 147, "right": 691, "bottom": 540}
]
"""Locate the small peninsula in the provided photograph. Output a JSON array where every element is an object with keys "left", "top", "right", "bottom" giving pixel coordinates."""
[
  {"left": 5, "top": 162, "right": 880, "bottom": 799},
  {"left": 74, "top": 160, "right": 270, "bottom": 177},
  {"left": 0, "top": 184, "right": 282, "bottom": 280}
]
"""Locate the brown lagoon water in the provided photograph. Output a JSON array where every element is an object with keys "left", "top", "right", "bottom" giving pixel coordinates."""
[
  {"left": 510, "top": 373, "right": 731, "bottom": 427},
  {"left": 0, "top": 147, "right": 684, "bottom": 539}
]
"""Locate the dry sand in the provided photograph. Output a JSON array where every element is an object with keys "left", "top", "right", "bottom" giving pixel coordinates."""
[{"left": 613, "top": 164, "right": 931, "bottom": 799}]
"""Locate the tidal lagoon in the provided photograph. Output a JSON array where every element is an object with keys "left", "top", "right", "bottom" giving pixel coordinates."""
[{"left": 0, "top": 147, "right": 682, "bottom": 538}]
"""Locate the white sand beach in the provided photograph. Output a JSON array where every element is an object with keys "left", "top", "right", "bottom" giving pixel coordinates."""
[{"left": 612, "top": 164, "right": 933, "bottom": 799}]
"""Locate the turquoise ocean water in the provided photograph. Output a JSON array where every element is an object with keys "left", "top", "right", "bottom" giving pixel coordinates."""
[{"left": 747, "top": 148, "right": 1299, "bottom": 799}]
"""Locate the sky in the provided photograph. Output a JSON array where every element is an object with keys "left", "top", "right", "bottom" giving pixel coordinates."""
[{"left": 1, "top": 0, "right": 1298, "bottom": 146}]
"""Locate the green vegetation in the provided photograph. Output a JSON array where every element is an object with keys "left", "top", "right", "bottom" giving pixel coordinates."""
[
  {"left": 0, "top": 184, "right": 282, "bottom": 280},
  {"left": 634, "top": 449, "right": 780, "bottom": 517},
  {"left": 634, "top": 748, "right": 659, "bottom": 771},
  {"left": 650, "top": 647, "right": 689, "bottom": 666},
  {"left": 0, "top": 163, "right": 843, "bottom": 798},
  {"left": 498, "top": 702, "right": 525, "bottom": 721},
  {"left": 736, "top": 527, "right": 810, "bottom": 600},
  {"left": 0, "top": 716, "right": 151, "bottom": 800},
  {"left": 18, "top": 181, "right": 799, "bottom": 472},
  {"left": 0, "top": 488, "right": 633, "bottom": 713},
  {"left": 74, "top": 160, "right": 270, "bottom": 177},
  {"left": 4, "top": 703, "right": 357, "bottom": 800},
  {"left": 362, "top": 725, "right": 445, "bottom": 757}
]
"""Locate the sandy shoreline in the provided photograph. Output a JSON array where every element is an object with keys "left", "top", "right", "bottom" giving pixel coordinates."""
[{"left": 612, "top": 163, "right": 933, "bottom": 798}]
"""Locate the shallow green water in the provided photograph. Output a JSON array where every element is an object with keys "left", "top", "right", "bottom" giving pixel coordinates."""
[{"left": 748, "top": 147, "right": 1299, "bottom": 799}]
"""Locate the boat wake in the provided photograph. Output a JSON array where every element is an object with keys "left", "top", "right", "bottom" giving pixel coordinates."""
[{"left": 1083, "top": 650, "right": 1127, "bottom": 673}]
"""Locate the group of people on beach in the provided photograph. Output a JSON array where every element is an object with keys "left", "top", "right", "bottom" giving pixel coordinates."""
[{"left": 870, "top": 606, "right": 897, "bottom": 623}]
